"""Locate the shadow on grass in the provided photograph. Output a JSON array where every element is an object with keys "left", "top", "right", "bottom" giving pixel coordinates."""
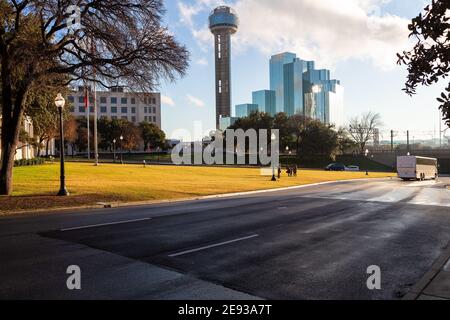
[{"left": 0, "top": 193, "right": 129, "bottom": 214}]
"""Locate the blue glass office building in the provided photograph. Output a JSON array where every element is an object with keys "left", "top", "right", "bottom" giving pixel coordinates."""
[
  {"left": 219, "top": 116, "right": 239, "bottom": 131},
  {"left": 232, "top": 52, "right": 343, "bottom": 128},
  {"left": 252, "top": 90, "right": 276, "bottom": 115},
  {"left": 235, "top": 103, "right": 259, "bottom": 118},
  {"left": 270, "top": 52, "right": 344, "bottom": 127}
]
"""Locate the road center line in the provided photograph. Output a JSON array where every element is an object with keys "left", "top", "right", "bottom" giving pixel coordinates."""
[
  {"left": 168, "top": 234, "right": 259, "bottom": 257},
  {"left": 60, "top": 217, "right": 152, "bottom": 231}
]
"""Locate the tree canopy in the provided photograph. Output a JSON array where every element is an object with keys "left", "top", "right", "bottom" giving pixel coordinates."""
[
  {"left": 0, "top": 0, "right": 189, "bottom": 195},
  {"left": 397, "top": 0, "right": 450, "bottom": 126}
]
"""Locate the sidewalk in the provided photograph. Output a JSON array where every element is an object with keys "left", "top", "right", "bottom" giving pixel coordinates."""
[{"left": 404, "top": 243, "right": 450, "bottom": 300}]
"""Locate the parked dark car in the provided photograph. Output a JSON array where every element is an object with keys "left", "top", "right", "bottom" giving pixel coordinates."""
[{"left": 325, "top": 163, "right": 346, "bottom": 171}]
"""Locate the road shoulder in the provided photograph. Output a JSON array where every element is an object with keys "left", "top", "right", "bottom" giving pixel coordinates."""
[{"left": 403, "top": 241, "right": 450, "bottom": 300}]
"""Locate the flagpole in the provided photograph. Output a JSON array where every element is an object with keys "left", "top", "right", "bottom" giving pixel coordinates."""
[
  {"left": 93, "top": 77, "right": 98, "bottom": 165},
  {"left": 86, "top": 86, "right": 90, "bottom": 160},
  {"left": 92, "top": 39, "right": 99, "bottom": 166}
]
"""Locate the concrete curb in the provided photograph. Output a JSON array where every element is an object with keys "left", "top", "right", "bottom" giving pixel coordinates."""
[
  {"left": 0, "top": 177, "right": 394, "bottom": 218},
  {"left": 403, "top": 242, "right": 450, "bottom": 300}
]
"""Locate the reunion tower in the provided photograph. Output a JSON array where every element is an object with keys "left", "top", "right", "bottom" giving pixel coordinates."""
[{"left": 209, "top": 6, "right": 239, "bottom": 129}]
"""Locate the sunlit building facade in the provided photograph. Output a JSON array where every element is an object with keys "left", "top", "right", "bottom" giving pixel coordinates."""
[
  {"left": 269, "top": 52, "right": 344, "bottom": 127},
  {"left": 252, "top": 90, "right": 276, "bottom": 116},
  {"left": 231, "top": 52, "right": 344, "bottom": 129},
  {"left": 235, "top": 103, "right": 259, "bottom": 118}
]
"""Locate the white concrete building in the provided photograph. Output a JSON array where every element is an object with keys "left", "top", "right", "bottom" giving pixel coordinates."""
[
  {"left": 0, "top": 115, "right": 36, "bottom": 160},
  {"left": 68, "top": 87, "right": 162, "bottom": 128}
]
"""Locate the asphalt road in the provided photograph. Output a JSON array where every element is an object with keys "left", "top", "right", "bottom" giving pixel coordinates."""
[{"left": 1, "top": 177, "right": 450, "bottom": 300}]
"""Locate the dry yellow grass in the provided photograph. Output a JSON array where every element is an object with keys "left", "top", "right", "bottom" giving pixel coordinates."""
[{"left": 0, "top": 162, "right": 395, "bottom": 214}]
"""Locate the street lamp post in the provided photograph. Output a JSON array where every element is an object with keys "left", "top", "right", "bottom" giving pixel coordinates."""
[
  {"left": 55, "top": 93, "right": 69, "bottom": 196},
  {"left": 271, "top": 133, "right": 277, "bottom": 181},
  {"left": 113, "top": 139, "right": 116, "bottom": 163},
  {"left": 120, "top": 135, "right": 124, "bottom": 164},
  {"left": 365, "top": 149, "right": 369, "bottom": 176}
]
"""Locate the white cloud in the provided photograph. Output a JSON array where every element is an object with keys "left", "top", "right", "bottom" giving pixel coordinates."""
[
  {"left": 195, "top": 57, "right": 209, "bottom": 66},
  {"left": 178, "top": 2, "right": 201, "bottom": 28},
  {"left": 187, "top": 94, "right": 205, "bottom": 107},
  {"left": 178, "top": 0, "right": 411, "bottom": 69},
  {"left": 161, "top": 95, "right": 175, "bottom": 106}
]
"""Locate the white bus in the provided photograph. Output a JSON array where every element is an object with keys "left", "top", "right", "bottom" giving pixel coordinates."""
[{"left": 397, "top": 156, "right": 438, "bottom": 181}]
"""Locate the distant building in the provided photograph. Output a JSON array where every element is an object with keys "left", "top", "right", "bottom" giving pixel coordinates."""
[
  {"left": 252, "top": 90, "right": 276, "bottom": 116},
  {"left": 68, "top": 86, "right": 161, "bottom": 128},
  {"left": 270, "top": 52, "right": 298, "bottom": 114},
  {"left": 235, "top": 52, "right": 344, "bottom": 128},
  {"left": 219, "top": 116, "right": 239, "bottom": 131},
  {"left": 304, "top": 80, "right": 344, "bottom": 127},
  {"left": 235, "top": 103, "right": 259, "bottom": 118},
  {"left": 0, "top": 115, "right": 37, "bottom": 160}
]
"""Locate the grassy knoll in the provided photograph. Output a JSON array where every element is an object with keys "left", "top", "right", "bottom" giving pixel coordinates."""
[{"left": 0, "top": 162, "right": 396, "bottom": 215}]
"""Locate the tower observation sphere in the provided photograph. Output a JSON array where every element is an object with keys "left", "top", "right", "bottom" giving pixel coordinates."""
[{"left": 209, "top": 6, "right": 239, "bottom": 129}]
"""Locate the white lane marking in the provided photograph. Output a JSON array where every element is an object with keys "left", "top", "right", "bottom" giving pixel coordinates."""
[
  {"left": 168, "top": 234, "right": 259, "bottom": 257},
  {"left": 61, "top": 217, "right": 152, "bottom": 231}
]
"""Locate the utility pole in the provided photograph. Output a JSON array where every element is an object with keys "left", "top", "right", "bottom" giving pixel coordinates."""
[
  {"left": 439, "top": 109, "right": 442, "bottom": 149},
  {"left": 406, "top": 130, "right": 410, "bottom": 154},
  {"left": 390, "top": 130, "right": 394, "bottom": 152}
]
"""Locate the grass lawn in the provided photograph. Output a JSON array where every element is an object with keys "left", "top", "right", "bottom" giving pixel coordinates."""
[{"left": 0, "top": 162, "right": 396, "bottom": 215}]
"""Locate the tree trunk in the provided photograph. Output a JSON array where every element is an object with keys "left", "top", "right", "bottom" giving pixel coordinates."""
[
  {"left": 37, "top": 141, "right": 41, "bottom": 157},
  {"left": 0, "top": 67, "right": 27, "bottom": 195},
  {"left": 0, "top": 108, "right": 23, "bottom": 196}
]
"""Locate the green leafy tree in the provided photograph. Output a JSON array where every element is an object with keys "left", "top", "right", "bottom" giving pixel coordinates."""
[
  {"left": 397, "top": 0, "right": 450, "bottom": 126},
  {"left": 64, "top": 116, "right": 79, "bottom": 157},
  {"left": 120, "top": 121, "right": 141, "bottom": 152},
  {"left": 139, "top": 122, "right": 166, "bottom": 151},
  {"left": 299, "top": 120, "right": 340, "bottom": 162},
  {"left": 228, "top": 112, "right": 342, "bottom": 162},
  {"left": 25, "top": 84, "right": 70, "bottom": 156}
]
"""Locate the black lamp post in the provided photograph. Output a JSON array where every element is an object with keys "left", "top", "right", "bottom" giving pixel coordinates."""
[
  {"left": 365, "top": 149, "right": 369, "bottom": 176},
  {"left": 113, "top": 139, "right": 116, "bottom": 163},
  {"left": 55, "top": 93, "right": 69, "bottom": 196},
  {"left": 271, "top": 133, "right": 277, "bottom": 181},
  {"left": 120, "top": 135, "right": 124, "bottom": 164}
]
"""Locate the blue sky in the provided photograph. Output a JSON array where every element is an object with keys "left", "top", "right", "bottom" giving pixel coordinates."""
[{"left": 159, "top": 0, "right": 445, "bottom": 141}]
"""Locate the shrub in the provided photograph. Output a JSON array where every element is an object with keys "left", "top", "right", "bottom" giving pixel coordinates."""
[{"left": 14, "top": 157, "right": 46, "bottom": 167}]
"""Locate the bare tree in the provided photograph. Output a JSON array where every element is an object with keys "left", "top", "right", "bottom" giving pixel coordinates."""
[
  {"left": 0, "top": 0, "right": 189, "bottom": 195},
  {"left": 348, "top": 112, "right": 383, "bottom": 155}
]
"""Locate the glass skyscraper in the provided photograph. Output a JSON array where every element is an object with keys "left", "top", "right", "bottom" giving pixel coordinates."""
[
  {"left": 230, "top": 51, "right": 344, "bottom": 129},
  {"left": 269, "top": 52, "right": 297, "bottom": 114},
  {"left": 269, "top": 52, "right": 344, "bottom": 127},
  {"left": 235, "top": 103, "right": 259, "bottom": 118},
  {"left": 252, "top": 90, "right": 276, "bottom": 115}
]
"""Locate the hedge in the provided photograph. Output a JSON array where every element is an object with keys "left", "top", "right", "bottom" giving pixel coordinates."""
[{"left": 14, "top": 157, "right": 46, "bottom": 167}]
